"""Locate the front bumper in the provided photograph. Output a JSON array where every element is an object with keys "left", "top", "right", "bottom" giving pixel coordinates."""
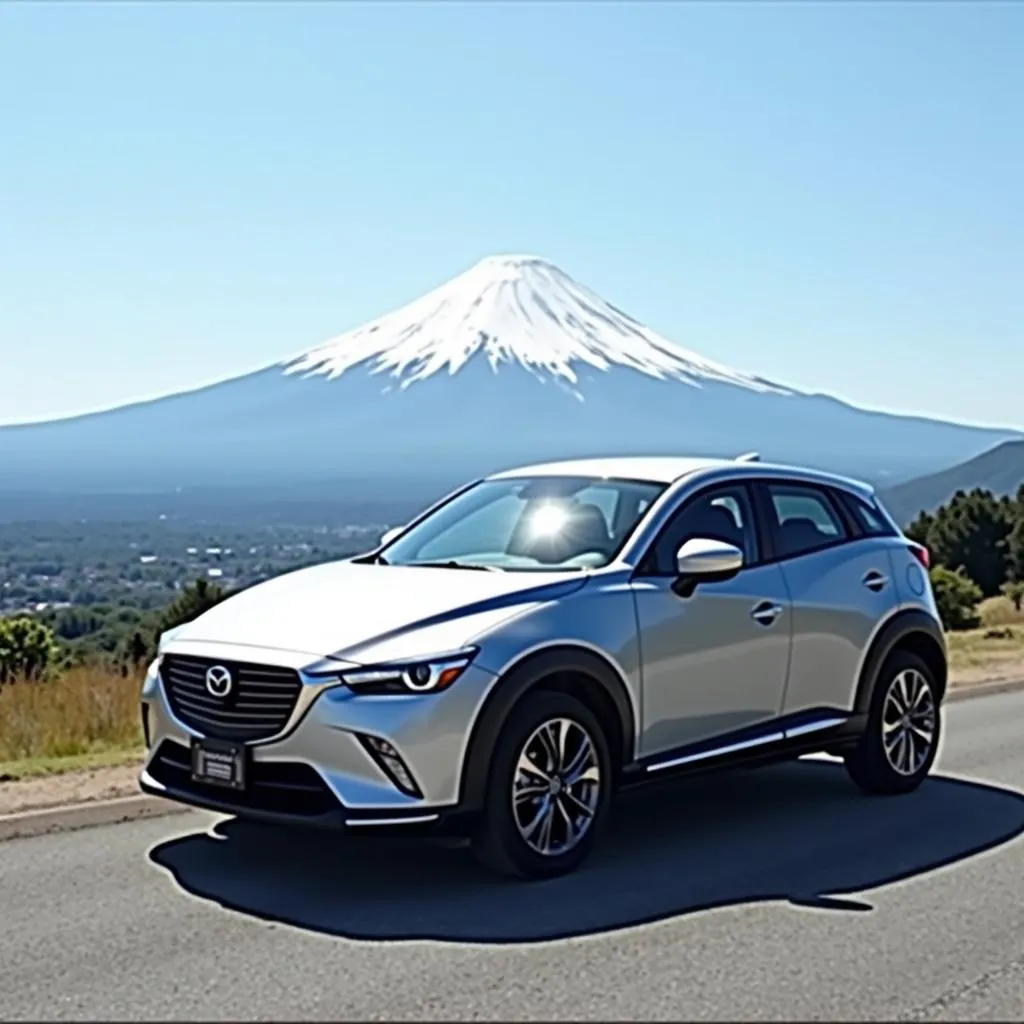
[{"left": 139, "top": 644, "right": 499, "bottom": 833}]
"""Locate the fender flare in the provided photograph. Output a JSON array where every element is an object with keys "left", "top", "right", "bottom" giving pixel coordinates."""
[
  {"left": 457, "top": 646, "right": 638, "bottom": 813},
  {"left": 853, "top": 609, "right": 948, "bottom": 716}
]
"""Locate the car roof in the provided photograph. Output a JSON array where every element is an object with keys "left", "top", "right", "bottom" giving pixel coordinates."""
[
  {"left": 488, "top": 456, "right": 730, "bottom": 484},
  {"left": 488, "top": 454, "right": 875, "bottom": 496}
]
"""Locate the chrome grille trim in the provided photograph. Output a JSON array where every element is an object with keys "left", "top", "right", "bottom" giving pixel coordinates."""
[{"left": 161, "top": 654, "right": 304, "bottom": 742}]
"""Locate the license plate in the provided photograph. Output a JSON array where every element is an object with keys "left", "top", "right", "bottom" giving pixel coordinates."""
[{"left": 191, "top": 738, "right": 246, "bottom": 790}]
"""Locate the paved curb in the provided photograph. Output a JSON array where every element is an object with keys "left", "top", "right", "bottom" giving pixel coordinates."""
[
  {"left": 946, "top": 676, "right": 1024, "bottom": 703},
  {"left": 1, "top": 676, "right": 1023, "bottom": 843},
  {"left": 0, "top": 792, "right": 188, "bottom": 843}
]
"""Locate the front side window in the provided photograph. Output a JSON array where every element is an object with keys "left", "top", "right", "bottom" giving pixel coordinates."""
[
  {"left": 646, "top": 483, "right": 759, "bottom": 575},
  {"left": 381, "top": 475, "right": 665, "bottom": 571},
  {"left": 766, "top": 482, "right": 848, "bottom": 559}
]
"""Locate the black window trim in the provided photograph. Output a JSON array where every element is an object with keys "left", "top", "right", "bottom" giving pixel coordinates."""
[
  {"left": 631, "top": 473, "right": 898, "bottom": 577},
  {"left": 753, "top": 478, "right": 862, "bottom": 564},
  {"left": 633, "top": 479, "right": 766, "bottom": 578}
]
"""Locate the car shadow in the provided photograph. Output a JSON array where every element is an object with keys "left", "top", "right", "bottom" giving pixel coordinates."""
[{"left": 148, "top": 759, "right": 1024, "bottom": 944}]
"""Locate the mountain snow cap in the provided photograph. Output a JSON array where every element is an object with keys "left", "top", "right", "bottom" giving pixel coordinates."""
[{"left": 282, "top": 254, "right": 791, "bottom": 397}]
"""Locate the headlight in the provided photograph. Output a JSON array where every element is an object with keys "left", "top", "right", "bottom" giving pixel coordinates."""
[
  {"left": 340, "top": 648, "right": 477, "bottom": 695},
  {"left": 141, "top": 657, "right": 161, "bottom": 699}
]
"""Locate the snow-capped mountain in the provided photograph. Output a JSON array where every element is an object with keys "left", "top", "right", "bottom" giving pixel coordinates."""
[
  {"left": 283, "top": 255, "right": 791, "bottom": 397},
  {"left": 0, "top": 255, "right": 1018, "bottom": 495}
]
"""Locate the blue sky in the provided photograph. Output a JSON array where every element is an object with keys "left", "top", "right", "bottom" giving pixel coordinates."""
[{"left": 1, "top": 1, "right": 1021, "bottom": 428}]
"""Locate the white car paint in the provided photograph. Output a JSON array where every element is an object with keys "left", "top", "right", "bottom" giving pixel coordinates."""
[{"left": 162, "top": 559, "right": 585, "bottom": 661}]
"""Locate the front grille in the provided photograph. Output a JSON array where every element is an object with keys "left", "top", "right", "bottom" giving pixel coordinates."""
[
  {"left": 149, "top": 740, "right": 340, "bottom": 817},
  {"left": 160, "top": 654, "right": 302, "bottom": 742}
]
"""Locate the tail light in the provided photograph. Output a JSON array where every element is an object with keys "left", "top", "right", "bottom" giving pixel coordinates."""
[{"left": 908, "top": 542, "right": 930, "bottom": 570}]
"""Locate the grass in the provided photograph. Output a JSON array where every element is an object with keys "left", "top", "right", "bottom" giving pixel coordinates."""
[
  {"left": 980, "top": 594, "right": 1024, "bottom": 628},
  {"left": 2, "top": 599, "right": 1024, "bottom": 786},
  {"left": 0, "top": 746, "right": 143, "bottom": 783},
  {"left": 947, "top": 595, "right": 1024, "bottom": 686},
  {"left": 0, "top": 665, "right": 144, "bottom": 781}
]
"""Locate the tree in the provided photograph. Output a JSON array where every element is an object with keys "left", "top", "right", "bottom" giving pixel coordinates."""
[
  {"left": 152, "top": 578, "right": 229, "bottom": 646},
  {"left": 0, "top": 616, "right": 63, "bottom": 684},
  {"left": 128, "top": 630, "right": 148, "bottom": 668},
  {"left": 1007, "top": 483, "right": 1024, "bottom": 585},
  {"left": 905, "top": 509, "right": 935, "bottom": 548},
  {"left": 1000, "top": 581, "right": 1024, "bottom": 613},
  {"left": 930, "top": 566, "right": 983, "bottom": 631},
  {"left": 925, "top": 488, "right": 1012, "bottom": 597}
]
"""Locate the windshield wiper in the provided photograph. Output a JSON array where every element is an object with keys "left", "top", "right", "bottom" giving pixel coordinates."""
[{"left": 410, "top": 560, "right": 502, "bottom": 572}]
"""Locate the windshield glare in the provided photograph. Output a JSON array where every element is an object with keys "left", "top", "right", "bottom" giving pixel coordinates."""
[{"left": 382, "top": 476, "right": 665, "bottom": 571}]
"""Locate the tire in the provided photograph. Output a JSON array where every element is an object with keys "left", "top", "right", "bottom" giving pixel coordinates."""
[
  {"left": 845, "top": 649, "right": 942, "bottom": 796},
  {"left": 471, "top": 689, "right": 613, "bottom": 880}
]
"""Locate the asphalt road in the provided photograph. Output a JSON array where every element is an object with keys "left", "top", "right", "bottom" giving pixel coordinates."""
[{"left": 3, "top": 691, "right": 1024, "bottom": 1021}]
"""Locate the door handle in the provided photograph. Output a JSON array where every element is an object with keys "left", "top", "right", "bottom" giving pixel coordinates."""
[
  {"left": 862, "top": 570, "right": 889, "bottom": 593},
  {"left": 751, "top": 600, "right": 783, "bottom": 626}
]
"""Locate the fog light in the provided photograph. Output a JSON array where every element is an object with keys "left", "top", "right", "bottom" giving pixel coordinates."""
[{"left": 358, "top": 734, "right": 423, "bottom": 798}]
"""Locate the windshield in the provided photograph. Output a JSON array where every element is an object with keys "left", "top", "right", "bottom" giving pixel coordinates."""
[{"left": 380, "top": 475, "right": 665, "bottom": 571}]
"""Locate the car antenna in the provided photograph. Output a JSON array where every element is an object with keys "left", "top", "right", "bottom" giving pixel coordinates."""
[{"left": 734, "top": 451, "right": 761, "bottom": 463}]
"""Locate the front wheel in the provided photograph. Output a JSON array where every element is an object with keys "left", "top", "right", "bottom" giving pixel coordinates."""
[
  {"left": 471, "top": 690, "right": 612, "bottom": 880},
  {"left": 845, "top": 650, "right": 942, "bottom": 796}
]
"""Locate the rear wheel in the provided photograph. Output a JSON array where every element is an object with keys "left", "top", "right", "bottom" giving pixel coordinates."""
[
  {"left": 471, "top": 689, "right": 612, "bottom": 880},
  {"left": 845, "top": 650, "right": 942, "bottom": 795}
]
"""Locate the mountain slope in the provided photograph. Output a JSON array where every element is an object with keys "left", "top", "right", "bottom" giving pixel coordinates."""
[
  {"left": 0, "top": 255, "right": 1019, "bottom": 494},
  {"left": 880, "top": 440, "right": 1024, "bottom": 524}
]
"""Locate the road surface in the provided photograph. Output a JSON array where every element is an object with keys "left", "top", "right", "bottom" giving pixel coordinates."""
[{"left": 2, "top": 690, "right": 1024, "bottom": 1021}]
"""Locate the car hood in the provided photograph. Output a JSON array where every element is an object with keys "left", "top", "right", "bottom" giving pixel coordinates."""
[{"left": 163, "top": 559, "right": 587, "bottom": 662}]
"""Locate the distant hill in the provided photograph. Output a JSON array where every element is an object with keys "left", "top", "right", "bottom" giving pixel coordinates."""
[
  {"left": 0, "top": 254, "right": 1019, "bottom": 494},
  {"left": 880, "top": 440, "right": 1024, "bottom": 525}
]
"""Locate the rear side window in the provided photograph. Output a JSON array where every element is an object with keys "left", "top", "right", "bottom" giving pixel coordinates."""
[
  {"left": 765, "top": 483, "right": 848, "bottom": 559},
  {"left": 839, "top": 491, "right": 899, "bottom": 538}
]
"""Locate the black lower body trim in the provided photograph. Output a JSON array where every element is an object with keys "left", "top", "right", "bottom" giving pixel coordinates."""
[
  {"left": 141, "top": 740, "right": 469, "bottom": 836},
  {"left": 621, "top": 707, "right": 866, "bottom": 788}
]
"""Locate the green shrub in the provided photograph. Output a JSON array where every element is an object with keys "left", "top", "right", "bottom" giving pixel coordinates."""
[
  {"left": 0, "top": 616, "right": 64, "bottom": 684},
  {"left": 150, "top": 578, "right": 231, "bottom": 654},
  {"left": 930, "top": 565, "right": 983, "bottom": 631}
]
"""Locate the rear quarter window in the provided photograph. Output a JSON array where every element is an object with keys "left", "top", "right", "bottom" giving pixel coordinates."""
[{"left": 838, "top": 490, "right": 899, "bottom": 538}]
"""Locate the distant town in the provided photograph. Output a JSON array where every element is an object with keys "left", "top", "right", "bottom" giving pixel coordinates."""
[{"left": 0, "top": 517, "right": 386, "bottom": 617}]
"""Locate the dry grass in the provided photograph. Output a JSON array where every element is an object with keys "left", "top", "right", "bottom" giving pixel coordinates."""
[
  {"left": 946, "top": 596, "right": 1024, "bottom": 686},
  {"left": 948, "top": 627, "right": 1024, "bottom": 685},
  {"left": 0, "top": 665, "right": 143, "bottom": 766},
  {"left": 0, "top": 747, "right": 143, "bottom": 784},
  {"left": 979, "top": 594, "right": 1024, "bottom": 628}
]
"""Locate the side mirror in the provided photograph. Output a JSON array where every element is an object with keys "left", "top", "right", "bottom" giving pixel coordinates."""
[
  {"left": 672, "top": 537, "right": 743, "bottom": 597},
  {"left": 379, "top": 526, "right": 404, "bottom": 548}
]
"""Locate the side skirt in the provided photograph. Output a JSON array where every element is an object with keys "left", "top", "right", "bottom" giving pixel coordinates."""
[{"left": 619, "top": 707, "right": 866, "bottom": 790}]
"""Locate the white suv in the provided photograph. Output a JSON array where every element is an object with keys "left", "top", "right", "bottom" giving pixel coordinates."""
[{"left": 140, "top": 455, "right": 946, "bottom": 879}]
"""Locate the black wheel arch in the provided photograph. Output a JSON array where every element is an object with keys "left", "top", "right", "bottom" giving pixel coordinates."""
[
  {"left": 853, "top": 609, "right": 948, "bottom": 716},
  {"left": 458, "top": 645, "right": 638, "bottom": 814}
]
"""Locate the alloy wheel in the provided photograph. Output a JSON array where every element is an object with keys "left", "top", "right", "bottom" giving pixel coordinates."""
[
  {"left": 511, "top": 716, "right": 601, "bottom": 857},
  {"left": 881, "top": 668, "right": 937, "bottom": 776}
]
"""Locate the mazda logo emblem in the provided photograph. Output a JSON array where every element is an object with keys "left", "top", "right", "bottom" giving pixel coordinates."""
[{"left": 205, "top": 664, "right": 233, "bottom": 698}]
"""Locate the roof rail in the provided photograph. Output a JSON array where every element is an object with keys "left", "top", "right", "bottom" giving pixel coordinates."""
[{"left": 734, "top": 451, "right": 761, "bottom": 463}]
